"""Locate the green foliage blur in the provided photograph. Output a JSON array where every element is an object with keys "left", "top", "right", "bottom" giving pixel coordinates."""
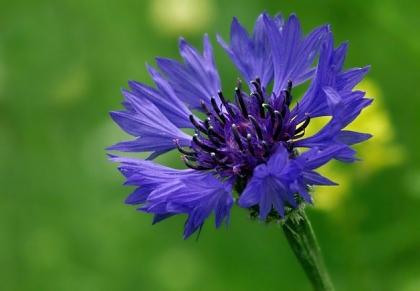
[{"left": 1, "top": 0, "right": 419, "bottom": 290}]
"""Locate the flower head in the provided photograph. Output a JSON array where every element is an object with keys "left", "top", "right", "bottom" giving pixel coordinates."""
[{"left": 108, "top": 13, "right": 372, "bottom": 238}]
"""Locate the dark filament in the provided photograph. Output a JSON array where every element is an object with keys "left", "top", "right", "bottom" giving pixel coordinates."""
[{"left": 176, "top": 79, "right": 309, "bottom": 176}]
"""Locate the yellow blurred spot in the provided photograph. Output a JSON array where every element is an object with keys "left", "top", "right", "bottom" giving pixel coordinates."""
[
  {"left": 304, "top": 116, "right": 330, "bottom": 137},
  {"left": 314, "top": 162, "right": 350, "bottom": 211},
  {"left": 348, "top": 79, "right": 405, "bottom": 174},
  {"left": 308, "top": 78, "right": 404, "bottom": 212},
  {"left": 150, "top": 0, "right": 214, "bottom": 35},
  {"left": 51, "top": 64, "right": 88, "bottom": 106}
]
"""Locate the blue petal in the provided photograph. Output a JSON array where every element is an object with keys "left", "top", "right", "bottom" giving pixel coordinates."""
[
  {"left": 150, "top": 174, "right": 234, "bottom": 239},
  {"left": 336, "top": 130, "right": 372, "bottom": 145},
  {"left": 297, "top": 145, "right": 349, "bottom": 169},
  {"left": 303, "top": 171, "right": 337, "bottom": 186},
  {"left": 295, "top": 87, "right": 372, "bottom": 150},
  {"left": 238, "top": 145, "right": 300, "bottom": 218},
  {"left": 157, "top": 34, "right": 221, "bottom": 110},
  {"left": 217, "top": 13, "right": 273, "bottom": 86},
  {"left": 108, "top": 93, "right": 191, "bottom": 158},
  {"left": 336, "top": 66, "right": 370, "bottom": 92},
  {"left": 125, "top": 187, "right": 152, "bottom": 204},
  {"left": 127, "top": 65, "right": 193, "bottom": 128},
  {"left": 294, "top": 32, "right": 370, "bottom": 123},
  {"left": 110, "top": 156, "right": 234, "bottom": 239},
  {"left": 263, "top": 14, "right": 329, "bottom": 94}
]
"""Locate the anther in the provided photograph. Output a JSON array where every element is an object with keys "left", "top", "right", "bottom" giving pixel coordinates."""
[
  {"left": 262, "top": 103, "right": 275, "bottom": 125},
  {"left": 217, "top": 91, "right": 235, "bottom": 117},
  {"left": 231, "top": 124, "right": 244, "bottom": 151},
  {"left": 207, "top": 133, "right": 221, "bottom": 147},
  {"left": 248, "top": 115, "right": 263, "bottom": 140},
  {"left": 211, "top": 97, "right": 226, "bottom": 123},
  {"left": 287, "top": 79, "right": 292, "bottom": 93},
  {"left": 246, "top": 133, "right": 256, "bottom": 156},
  {"left": 250, "top": 93, "right": 265, "bottom": 118},
  {"left": 210, "top": 152, "right": 224, "bottom": 166},
  {"left": 200, "top": 100, "right": 211, "bottom": 116},
  {"left": 251, "top": 79, "right": 264, "bottom": 103},
  {"left": 204, "top": 117, "right": 210, "bottom": 128},
  {"left": 183, "top": 154, "right": 197, "bottom": 162},
  {"left": 261, "top": 140, "right": 270, "bottom": 156},
  {"left": 294, "top": 115, "right": 311, "bottom": 136},
  {"left": 182, "top": 156, "right": 212, "bottom": 170},
  {"left": 273, "top": 110, "right": 283, "bottom": 140},
  {"left": 208, "top": 126, "right": 225, "bottom": 142},
  {"left": 193, "top": 134, "right": 219, "bottom": 153},
  {"left": 293, "top": 132, "right": 305, "bottom": 139},
  {"left": 189, "top": 114, "right": 208, "bottom": 134},
  {"left": 177, "top": 147, "right": 197, "bottom": 156},
  {"left": 235, "top": 86, "right": 248, "bottom": 117},
  {"left": 174, "top": 140, "right": 197, "bottom": 156},
  {"left": 285, "top": 80, "right": 293, "bottom": 106}
]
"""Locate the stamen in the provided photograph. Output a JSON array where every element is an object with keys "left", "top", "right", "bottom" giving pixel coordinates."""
[
  {"left": 178, "top": 79, "right": 298, "bottom": 174},
  {"left": 200, "top": 100, "right": 211, "bottom": 116},
  {"left": 231, "top": 124, "right": 244, "bottom": 151},
  {"left": 250, "top": 93, "right": 265, "bottom": 118},
  {"left": 211, "top": 97, "right": 226, "bottom": 123},
  {"left": 189, "top": 114, "right": 208, "bottom": 134},
  {"left": 273, "top": 110, "right": 283, "bottom": 140},
  {"left": 285, "top": 80, "right": 293, "bottom": 106},
  {"left": 183, "top": 154, "right": 197, "bottom": 162},
  {"left": 261, "top": 140, "right": 270, "bottom": 156},
  {"left": 293, "top": 132, "right": 305, "bottom": 139},
  {"left": 210, "top": 152, "right": 225, "bottom": 165},
  {"left": 287, "top": 79, "right": 292, "bottom": 93},
  {"left": 294, "top": 115, "right": 311, "bottom": 136},
  {"left": 207, "top": 133, "right": 221, "bottom": 147},
  {"left": 182, "top": 156, "right": 212, "bottom": 170},
  {"left": 248, "top": 115, "right": 263, "bottom": 140},
  {"left": 235, "top": 86, "right": 248, "bottom": 117},
  {"left": 193, "top": 134, "right": 219, "bottom": 153},
  {"left": 262, "top": 103, "right": 275, "bottom": 125},
  {"left": 246, "top": 133, "right": 256, "bottom": 156},
  {"left": 218, "top": 91, "right": 235, "bottom": 117},
  {"left": 208, "top": 126, "right": 225, "bottom": 142},
  {"left": 232, "top": 165, "right": 241, "bottom": 175},
  {"left": 251, "top": 78, "right": 264, "bottom": 103},
  {"left": 204, "top": 117, "right": 210, "bottom": 128},
  {"left": 174, "top": 140, "right": 197, "bottom": 156}
]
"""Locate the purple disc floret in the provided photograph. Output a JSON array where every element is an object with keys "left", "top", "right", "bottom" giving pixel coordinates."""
[{"left": 108, "top": 12, "right": 372, "bottom": 238}]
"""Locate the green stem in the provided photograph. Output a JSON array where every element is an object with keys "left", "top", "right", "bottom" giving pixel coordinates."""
[{"left": 282, "top": 208, "right": 335, "bottom": 291}]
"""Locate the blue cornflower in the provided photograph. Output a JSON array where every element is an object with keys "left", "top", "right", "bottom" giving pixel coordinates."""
[{"left": 108, "top": 13, "right": 372, "bottom": 238}]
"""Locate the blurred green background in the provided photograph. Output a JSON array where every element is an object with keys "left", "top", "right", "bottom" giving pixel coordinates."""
[{"left": 1, "top": 0, "right": 419, "bottom": 290}]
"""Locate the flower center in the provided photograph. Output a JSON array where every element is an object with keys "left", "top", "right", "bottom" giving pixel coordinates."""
[{"left": 176, "top": 79, "right": 310, "bottom": 177}]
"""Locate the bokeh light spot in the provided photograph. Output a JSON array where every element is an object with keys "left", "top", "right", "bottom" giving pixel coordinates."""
[
  {"left": 349, "top": 78, "right": 405, "bottom": 174},
  {"left": 314, "top": 163, "right": 350, "bottom": 211},
  {"left": 150, "top": 0, "right": 214, "bottom": 35},
  {"left": 310, "top": 78, "right": 405, "bottom": 212}
]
